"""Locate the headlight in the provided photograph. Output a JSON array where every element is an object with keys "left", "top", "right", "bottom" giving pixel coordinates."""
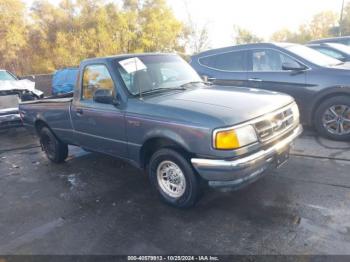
[
  {"left": 291, "top": 103, "right": 300, "bottom": 123},
  {"left": 214, "top": 125, "right": 258, "bottom": 150}
]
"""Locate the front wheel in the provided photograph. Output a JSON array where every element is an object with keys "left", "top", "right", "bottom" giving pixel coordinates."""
[
  {"left": 39, "top": 127, "right": 68, "bottom": 163},
  {"left": 314, "top": 96, "right": 350, "bottom": 141},
  {"left": 148, "top": 148, "right": 201, "bottom": 208}
]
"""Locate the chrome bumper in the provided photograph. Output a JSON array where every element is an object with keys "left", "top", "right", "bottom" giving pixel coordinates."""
[{"left": 191, "top": 125, "right": 303, "bottom": 185}]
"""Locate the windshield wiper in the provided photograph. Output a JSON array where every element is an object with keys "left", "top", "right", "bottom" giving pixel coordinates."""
[
  {"left": 329, "top": 61, "right": 345, "bottom": 66},
  {"left": 139, "top": 82, "right": 205, "bottom": 97},
  {"left": 180, "top": 81, "right": 205, "bottom": 88},
  {"left": 141, "top": 87, "right": 187, "bottom": 95}
]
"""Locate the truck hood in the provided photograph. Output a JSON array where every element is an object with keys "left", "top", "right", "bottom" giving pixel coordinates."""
[{"left": 144, "top": 85, "right": 294, "bottom": 126}]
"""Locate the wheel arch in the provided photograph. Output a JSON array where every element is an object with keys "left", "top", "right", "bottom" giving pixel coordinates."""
[
  {"left": 34, "top": 119, "right": 60, "bottom": 141},
  {"left": 139, "top": 136, "right": 193, "bottom": 169},
  {"left": 34, "top": 119, "right": 49, "bottom": 134},
  {"left": 310, "top": 89, "right": 350, "bottom": 125}
]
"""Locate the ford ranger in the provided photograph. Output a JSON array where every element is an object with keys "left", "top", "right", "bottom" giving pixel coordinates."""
[{"left": 19, "top": 54, "right": 302, "bottom": 208}]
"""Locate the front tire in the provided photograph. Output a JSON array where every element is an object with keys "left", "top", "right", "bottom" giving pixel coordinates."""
[
  {"left": 314, "top": 96, "right": 350, "bottom": 141},
  {"left": 148, "top": 148, "right": 201, "bottom": 208},
  {"left": 39, "top": 127, "right": 68, "bottom": 163}
]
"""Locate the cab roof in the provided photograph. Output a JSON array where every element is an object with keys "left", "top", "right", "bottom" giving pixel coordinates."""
[
  {"left": 81, "top": 52, "right": 179, "bottom": 64},
  {"left": 192, "top": 42, "right": 300, "bottom": 57}
]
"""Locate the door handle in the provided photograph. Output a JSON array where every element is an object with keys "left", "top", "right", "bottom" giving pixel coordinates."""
[
  {"left": 76, "top": 108, "right": 84, "bottom": 116},
  {"left": 248, "top": 78, "right": 262, "bottom": 82}
]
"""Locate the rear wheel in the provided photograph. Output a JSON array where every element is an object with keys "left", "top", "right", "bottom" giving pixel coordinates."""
[
  {"left": 39, "top": 127, "right": 68, "bottom": 163},
  {"left": 314, "top": 96, "right": 350, "bottom": 141},
  {"left": 148, "top": 148, "right": 201, "bottom": 208}
]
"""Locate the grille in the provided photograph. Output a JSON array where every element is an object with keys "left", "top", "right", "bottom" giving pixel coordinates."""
[{"left": 254, "top": 107, "right": 294, "bottom": 142}]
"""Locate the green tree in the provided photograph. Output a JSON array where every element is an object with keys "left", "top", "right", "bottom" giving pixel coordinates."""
[
  {"left": 233, "top": 26, "right": 263, "bottom": 45},
  {"left": 1, "top": 0, "right": 188, "bottom": 74},
  {"left": 138, "top": 0, "right": 185, "bottom": 52},
  {"left": 308, "top": 11, "right": 338, "bottom": 39},
  {"left": 271, "top": 11, "right": 338, "bottom": 44},
  {"left": 0, "top": 0, "right": 28, "bottom": 74},
  {"left": 271, "top": 25, "right": 312, "bottom": 43},
  {"left": 340, "top": 2, "right": 350, "bottom": 36},
  {"left": 28, "top": 0, "right": 68, "bottom": 72},
  {"left": 271, "top": 28, "right": 295, "bottom": 42}
]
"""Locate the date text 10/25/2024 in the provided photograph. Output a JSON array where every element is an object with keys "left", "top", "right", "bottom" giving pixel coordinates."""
[{"left": 127, "top": 256, "right": 219, "bottom": 261}]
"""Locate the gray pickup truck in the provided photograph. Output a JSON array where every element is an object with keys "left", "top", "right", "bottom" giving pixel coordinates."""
[{"left": 20, "top": 53, "right": 302, "bottom": 207}]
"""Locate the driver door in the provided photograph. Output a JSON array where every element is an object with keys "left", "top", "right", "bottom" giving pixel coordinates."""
[{"left": 71, "top": 64, "right": 127, "bottom": 158}]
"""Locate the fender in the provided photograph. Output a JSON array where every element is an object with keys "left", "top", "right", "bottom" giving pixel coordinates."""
[{"left": 142, "top": 127, "right": 192, "bottom": 153}]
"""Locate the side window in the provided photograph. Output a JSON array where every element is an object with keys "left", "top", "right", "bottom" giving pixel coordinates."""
[
  {"left": 199, "top": 51, "right": 246, "bottom": 71},
  {"left": 199, "top": 56, "right": 216, "bottom": 68},
  {"left": 82, "top": 65, "right": 115, "bottom": 100},
  {"left": 314, "top": 48, "right": 344, "bottom": 60},
  {"left": 252, "top": 49, "right": 300, "bottom": 71}
]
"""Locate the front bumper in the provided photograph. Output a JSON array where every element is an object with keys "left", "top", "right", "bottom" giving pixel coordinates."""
[
  {"left": 191, "top": 125, "right": 303, "bottom": 187},
  {"left": 0, "top": 109, "right": 22, "bottom": 129}
]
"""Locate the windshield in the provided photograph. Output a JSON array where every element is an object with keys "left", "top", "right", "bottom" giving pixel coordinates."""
[
  {"left": 285, "top": 44, "right": 341, "bottom": 67},
  {"left": 116, "top": 55, "right": 202, "bottom": 96},
  {"left": 327, "top": 43, "right": 350, "bottom": 54},
  {"left": 0, "top": 71, "right": 17, "bottom": 81}
]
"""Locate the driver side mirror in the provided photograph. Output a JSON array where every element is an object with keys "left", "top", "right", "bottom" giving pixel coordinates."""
[
  {"left": 282, "top": 62, "right": 306, "bottom": 71},
  {"left": 93, "top": 89, "right": 117, "bottom": 105}
]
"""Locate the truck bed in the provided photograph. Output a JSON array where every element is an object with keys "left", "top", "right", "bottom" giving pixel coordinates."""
[{"left": 19, "top": 95, "right": 74, "bottom": 144}]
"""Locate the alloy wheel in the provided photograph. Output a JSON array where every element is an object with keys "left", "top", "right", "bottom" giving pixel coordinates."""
[{"left": 322, "top": 104, "right": 350, "bottom": 135}]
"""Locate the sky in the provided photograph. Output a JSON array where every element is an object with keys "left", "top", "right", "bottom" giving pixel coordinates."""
[
  {"left": 167, "top": 0, "right": 346, "bottom": 48},
  {"left": 26, "top": 0, "right": 346, "bottom": 48}
]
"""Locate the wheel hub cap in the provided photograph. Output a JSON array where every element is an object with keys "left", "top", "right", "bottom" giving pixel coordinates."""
[{"left": 156, "top": 161, "right": 186, "bottom": 198}]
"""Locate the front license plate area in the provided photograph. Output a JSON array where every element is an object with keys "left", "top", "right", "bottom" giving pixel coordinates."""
[{"left": 275, "top": 147, "right": 290, "bottom": 168}]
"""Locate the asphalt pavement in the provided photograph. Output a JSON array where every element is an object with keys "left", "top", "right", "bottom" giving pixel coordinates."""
[{"left": 0, "top": 127, "right": 349, "bottom": 255}]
